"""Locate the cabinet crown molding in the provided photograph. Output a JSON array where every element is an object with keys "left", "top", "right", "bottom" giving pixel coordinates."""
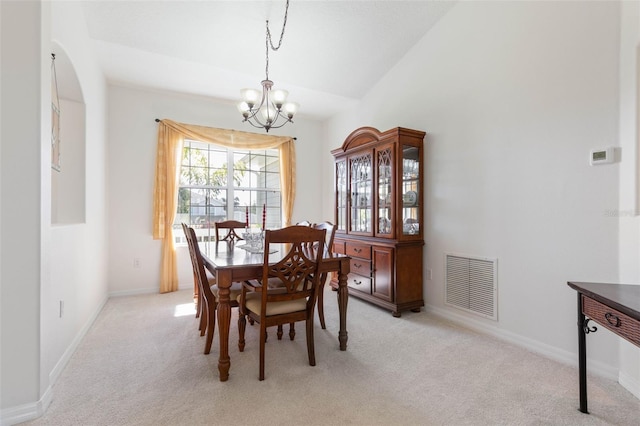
[{"left": 332, "top": 126, "right": 426, "bottom": 155}]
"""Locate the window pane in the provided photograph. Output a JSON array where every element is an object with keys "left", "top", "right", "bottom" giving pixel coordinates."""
[
  {"left": 233, "top": 151, "right": 251, "bottom": 187},
  {"left": 181, "top": 146, "right": 191, "bottom": 166},
  {"left": 208, "top": 148, "right": 228, "bottom": 187},
  {"left": 230, "top": 190, "right": 282, "bottom": 229},
  {"left": 176, "top": 141, "right": 281, "bottom": 235},
  {"left": 181, "top": 144, "right": 208, "bottom": 185},
  {"left": 208, "top": 148, "right": 227, "bottom": 168},
  {"left": 229, "top": 199, "right": 246, "bottom": 224},
  {"left": 265, "top": 190, "right": 281, "bottom": 229},
  {"left": 235, "top": 149, "right": 280, "bottom": 190},
  {"left": 175, "top": 188, "right": 225, "bottom": 224},
  {"left": 176, "top": 188, "right": 194, "bottom": 224},
  {"left": 265, "top": 190, "right": 281, "bottom": 206}
]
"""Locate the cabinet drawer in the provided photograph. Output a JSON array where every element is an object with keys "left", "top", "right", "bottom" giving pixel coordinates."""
[
  {"left": 345, "top": 242, "right": 371, "bottom": 260},
  {"left": 350, "top": 258, "right": 371, "bottom": 277},
  {"left": 582, "top": 295, "right": 640, "bottom": 346},
  {"left": 333, "top": 241, "right": 345, "bottom": 254},
  {"left": 347, "top": 273, "right": 371, "bottom": 293}
]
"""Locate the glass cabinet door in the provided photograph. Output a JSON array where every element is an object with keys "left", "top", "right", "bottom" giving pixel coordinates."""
[
  {"left": 349, "top": 152, "right": 372, "bottom": 234},
  {"left": 376, "top": 146, "right": 393, "bottom": 237},
  {"left": 335, "top": 159, "right": 347, "bottom": 232},
  {"left": 401, "top": 145, "right": 420, "bottom": 236}
]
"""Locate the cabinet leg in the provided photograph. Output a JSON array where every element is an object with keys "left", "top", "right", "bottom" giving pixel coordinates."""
[
  {"left": 411, "top": 307, "right": 421, "bottom": 313},
  {"left": 392, "top": 311, "right": 401, "bottom": 318}
]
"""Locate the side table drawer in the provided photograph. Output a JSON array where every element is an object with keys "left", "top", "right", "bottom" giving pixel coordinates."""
[{"left": 582, "top": 295, "right": 640, "bottom": 346}]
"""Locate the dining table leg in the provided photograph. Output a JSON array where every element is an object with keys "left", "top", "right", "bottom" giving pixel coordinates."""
[
  {"left": 337, "top": 257, "right": 350, "bottom": 351},
  {"left": 216, "top": 269, "right": 232, "bottom": 381}
]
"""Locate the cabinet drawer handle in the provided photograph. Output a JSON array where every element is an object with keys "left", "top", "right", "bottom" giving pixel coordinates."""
[
  {"left": 605, "top": 312, "right": 621, "bottom": 327},
  {"left": 352, "top": 279, "right": 362, "bottom": 286},
  {"left": 354, "top": 263, "right": 362, "bottom": 269},
  {"left": 353, "top": 248, "right": 362, "bottom": 253}
]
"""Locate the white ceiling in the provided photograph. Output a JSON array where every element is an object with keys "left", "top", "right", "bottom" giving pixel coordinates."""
[{"left": 80, "top": 0, "right": 456, "bottom": 120}]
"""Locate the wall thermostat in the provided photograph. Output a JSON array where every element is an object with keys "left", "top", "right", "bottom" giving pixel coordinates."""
[{"left": 590, "top": 147, "right": 615, "bottom": 165}]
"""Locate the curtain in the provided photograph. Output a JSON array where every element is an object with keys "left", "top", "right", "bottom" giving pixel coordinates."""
[{"left": 152, "top": 119, "right": 296, "bottom": 293}]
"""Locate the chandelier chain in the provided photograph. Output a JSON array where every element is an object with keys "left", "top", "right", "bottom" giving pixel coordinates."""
[
  {"left": 264, "top": 0, "right": 290, "bottom": 80},
  {"left": 238, "top": 0, "right": 297, "bottom": 132}
]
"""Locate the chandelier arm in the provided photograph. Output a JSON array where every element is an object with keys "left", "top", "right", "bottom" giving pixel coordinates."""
[
  {"left": 266, "top": 115, "right": 294, "bottom": 130},
  {"left": 243, "top": 104, "right": 292, "bottom": 129}
]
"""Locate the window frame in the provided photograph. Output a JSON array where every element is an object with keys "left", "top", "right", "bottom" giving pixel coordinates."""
[{"left": 175, "top": 140, "right": 282, "bottom": 245}]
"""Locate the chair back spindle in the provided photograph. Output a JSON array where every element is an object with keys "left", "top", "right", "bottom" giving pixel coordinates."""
[{"left": 215, "top": 220, "right": 246, "bottom": 242}]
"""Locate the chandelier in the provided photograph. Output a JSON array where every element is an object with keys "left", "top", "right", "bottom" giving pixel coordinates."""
[{"left": 237, "top": 0, "right": 298, "bottom": 132}]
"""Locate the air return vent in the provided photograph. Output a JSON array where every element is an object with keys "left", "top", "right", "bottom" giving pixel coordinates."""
[{"left": 445, "top": 254, "right": 498, "bottom": 320}]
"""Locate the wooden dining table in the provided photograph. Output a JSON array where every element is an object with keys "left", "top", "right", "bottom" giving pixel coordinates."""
[{"left": 200, "top": 240, "right": 351, "bottom": 381}]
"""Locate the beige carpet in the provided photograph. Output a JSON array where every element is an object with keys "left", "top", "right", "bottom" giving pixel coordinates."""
[{"left": 23, "top": 288, "right": 640, "bottom": 425}]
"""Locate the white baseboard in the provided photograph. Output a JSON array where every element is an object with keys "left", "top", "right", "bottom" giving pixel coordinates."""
[
  {"left": 1, "top": 296, "right": 108, "bottom": 426},
  {"left": 49, "top": 295, "right": 109, "bottom": 384},
  {"left": 0, "top": 384, "right": 52, "bottom": 426},
  {"left": 109, "top": 285, "right": 192, "bottom": 298},
  {"left": 619, "top": 370, "right": 640, "bottom": 399},
  {"left": 108, "top": 287, "right": 158, "bottom": 297},
  {"left": 109, "top": 281, "right": 193, "bottom": 297},
  {"left": 425, "top": 303, "right": 619, "bottom": 381}
]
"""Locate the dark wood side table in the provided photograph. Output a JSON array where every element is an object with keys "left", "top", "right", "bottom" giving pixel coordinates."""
[{"left": 567, "top": 282, "right": 640, "bottom": 414}]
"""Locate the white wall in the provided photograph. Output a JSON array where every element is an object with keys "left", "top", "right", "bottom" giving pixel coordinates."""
[
  {"left": 618, "top": 0, "right": 640, "bottom": 398},
  {"left": 0, "top": 0, "right": 48, "bottom": 413},
  {"left": 2, "top": 2, "right": 637, "bottom": 423},
  {"left": 324, "top": 0, "right": 638, "bottom": 386},
  {"left": 1, "top": 1, "right": 109, "bottom": 424},
  {"left": 46, "top": 0, "right": 110, "bottom": 387},
  {"left": 107, "top": 85, "right": 325, "bottom": 295}
]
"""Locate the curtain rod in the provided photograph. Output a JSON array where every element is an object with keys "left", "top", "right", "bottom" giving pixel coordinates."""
[{"left": 154, "top": 118, "right": 296, "bottom": 140}]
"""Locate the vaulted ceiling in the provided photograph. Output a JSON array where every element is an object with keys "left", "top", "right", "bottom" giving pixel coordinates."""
[{"left": 80, "top": 1, "right": 456, "bottom": 120}]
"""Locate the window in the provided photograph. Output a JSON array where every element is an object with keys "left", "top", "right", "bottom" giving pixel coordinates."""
[{"left": 174, "top": 140, "right": 281, "bottom": 243}]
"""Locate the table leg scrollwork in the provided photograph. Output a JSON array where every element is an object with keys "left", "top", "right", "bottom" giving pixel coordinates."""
[{"left": 582, "top": 318, "right": 597, "bottom": 334}]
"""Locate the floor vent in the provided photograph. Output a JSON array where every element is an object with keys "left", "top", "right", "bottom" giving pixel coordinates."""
[{"left": 445, "top": 253, "right": 498, "bottom": 321}]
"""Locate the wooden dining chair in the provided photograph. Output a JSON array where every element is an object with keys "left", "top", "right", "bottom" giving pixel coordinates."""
[
  {"left": 182, "top": 223, "right": 205, "bottom": 325},
  {"left": 270, "top": 219, "right": 312, "bottom": 338},
  {"left": 184, "top": 225, "right": 244, "bottom": 354},
  {"left": 237, "top": 225, "right": 326, "bottom": 380},
  {"left": 312, "top": 221, "right": 337, "bottom": 329},
  {"left": 214, "top": 220, "right": 246, "bottom": 242},
  {"left": 270, "top": 221, "right": 337, "bottom": 333}
]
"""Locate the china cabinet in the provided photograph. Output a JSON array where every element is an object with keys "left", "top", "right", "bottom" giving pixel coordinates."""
[{"left": 330, "top": 126, "right": 425, "bottom": 316}]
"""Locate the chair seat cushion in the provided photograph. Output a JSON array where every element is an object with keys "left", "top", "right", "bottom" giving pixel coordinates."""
[
  {"left": 266, "top": 277, "right": 307, "bottom": 292},
  {"left": 241, "top": 292, "right": 307, "bottom": 316},
  {"left": 265, "top": 277, "right": 285, "bottom": 288},
  {"left": 212, "top": 281, "right": 243, "bottom": 301}
]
